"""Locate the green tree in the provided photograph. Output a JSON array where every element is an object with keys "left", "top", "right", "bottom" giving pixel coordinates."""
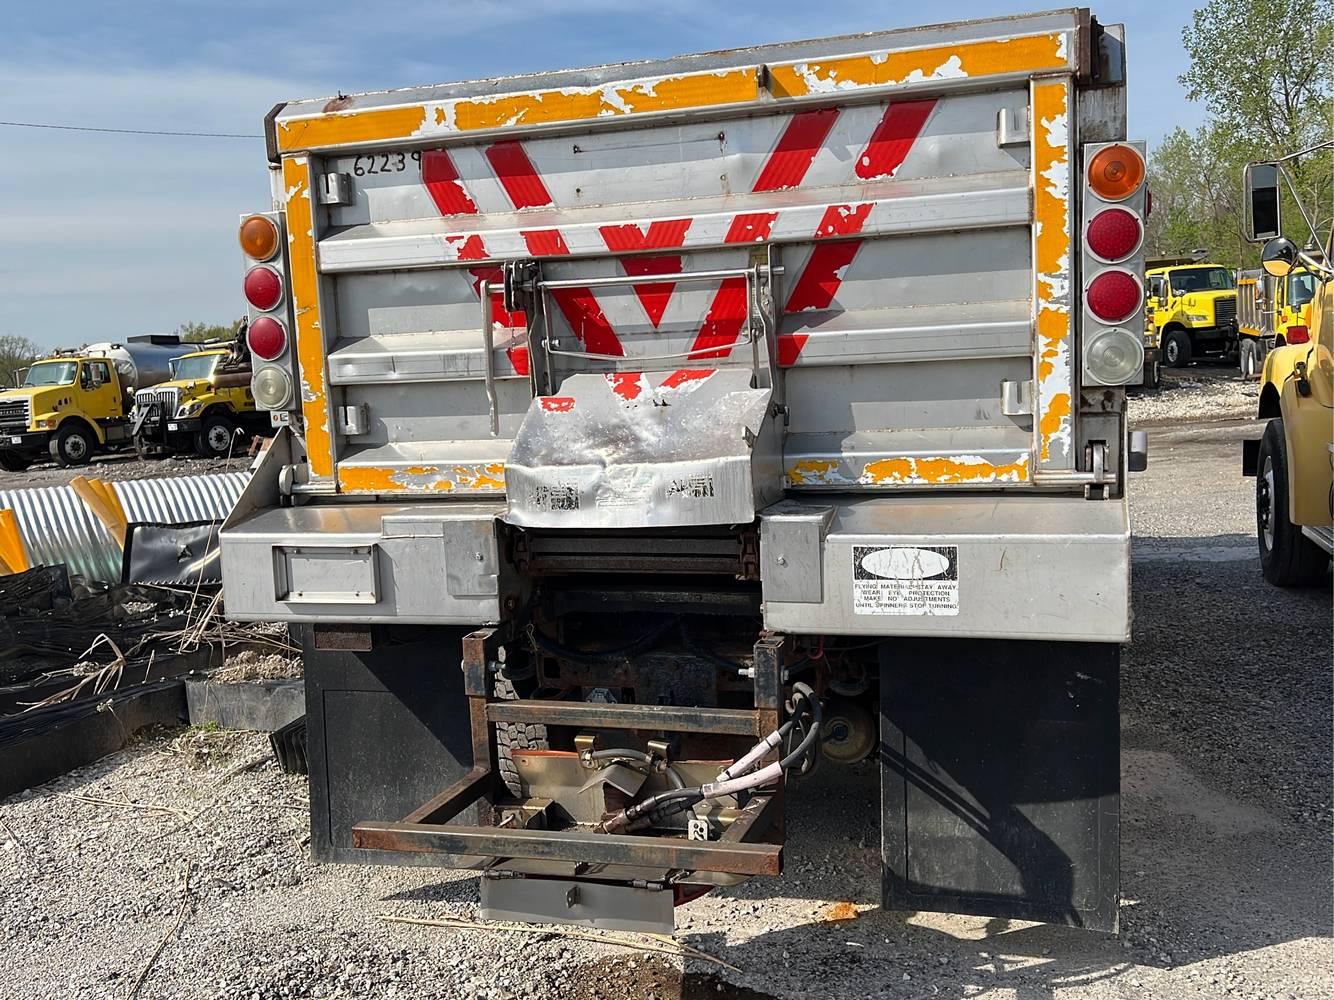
[
  {"left": 1180, "top": 0, "right": 1333, "bottom": 156},
  {"left": 1170, "top": 0, "right": 1334, "bottom": 249},
  {"left": 176, "top": 318, "right": 245, "bottom": 344},
  {"left": 0, "top": 335, "right": 41, "bottom": 388}
]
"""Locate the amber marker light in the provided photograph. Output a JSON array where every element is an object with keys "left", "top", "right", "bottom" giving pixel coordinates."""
[
  {"left": 239, "top": 215, "right": 280, "bottom": 260},
  {"left": 1087, "top": 144, "right": 1145, "bottom": 202}
]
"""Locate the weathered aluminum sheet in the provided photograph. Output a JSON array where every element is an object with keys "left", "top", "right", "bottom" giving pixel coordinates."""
[
  {"left": 504, "top": 369, "right": 779, "bottom": 529},
  {"left": 0, "top": 472, "right": 249, "bottom": 583},
  {"left": 759, "top": 492, "right": 1130, "bottom": 641}
]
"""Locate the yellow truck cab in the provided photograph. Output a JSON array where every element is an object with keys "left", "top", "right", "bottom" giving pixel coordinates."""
[
  {"left": 132, "top": 341, "right": 267, "bottom": 458},
  {"left": 1240, "top": 155, "right": 1333, "bottom": 586},
  {"left": 0, "top": 355, "right": 132, "bottom": 470},
  {"left": 1236, "top": 265, "right": 1318, "bottom": 378},
  {"left": 1145, "top": 261, "right": 1238, "bottom": 367}
]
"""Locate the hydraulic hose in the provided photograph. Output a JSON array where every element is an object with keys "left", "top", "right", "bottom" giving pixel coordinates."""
[{"left": 597, "top": 683, "right": 823, "bottom": 832}]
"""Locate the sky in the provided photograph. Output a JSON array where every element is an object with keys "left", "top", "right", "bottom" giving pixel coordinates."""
[{"left": 0, "top": 1, "right": 1207, "bottom": 350}]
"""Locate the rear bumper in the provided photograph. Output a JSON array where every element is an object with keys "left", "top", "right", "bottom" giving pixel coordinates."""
[{"left": 759, "top": 493, "right": 1130, "bottom": 642}]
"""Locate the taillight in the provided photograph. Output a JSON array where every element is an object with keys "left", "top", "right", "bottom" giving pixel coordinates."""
[
  {"left": 239, "top": 215, "right": 280, "bottom": 260},
  {"left": 243, "top": 266, "right": 283, "bottom": 311},
  {"left": 1085, "top": 269, "right": 1143, "bottom": 324},
  {"left": 1286, "top": 325, "right": 1310, "bottom": 344},
  {"left": 1087, "top": 144, "right": 1145, "bottom": 202},
  {"left": 1085, "top": 207, "right": 1142, "bottom": 262},
  {"left": 247, "top": 316, "right": 288, "bottom": 360}
]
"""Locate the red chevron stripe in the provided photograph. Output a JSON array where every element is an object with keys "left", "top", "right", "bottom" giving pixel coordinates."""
[
  {"left": 753, "top": 108, "right": 839, "bottom": 192},
  {"left": 784, "top": 240, "right": 863, "bottom": 314},
  {"left": 684, "top": 277, "right": 748, "bottom": 360},
  {"left": 551, "top": 288, "right": 624, "bottom": 357},
  {"left": 486, "top": 140, "right": 554, "bottom": 209},
  {"left": 725, "top": 212, "right": 778, "bottom": 243},
  {"left": 522, "top": 229, "right": 571, "bottom": 256},
  {"left": 856, "top": 99, "right": 936, "bottom": 180},
  {"left": 599, "top": 220, "right": 693, "bottom": 329},
  {"left": 421, "top": 150, "right": 478, "bottom": 216}
]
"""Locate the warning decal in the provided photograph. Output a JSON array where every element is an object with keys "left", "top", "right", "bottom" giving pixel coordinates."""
[{"left": 852, "top": 545, "right": 959, "bottom": 616}]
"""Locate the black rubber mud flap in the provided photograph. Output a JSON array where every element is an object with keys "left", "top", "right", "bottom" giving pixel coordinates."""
[
  {"left": 880, "top": 639, "right": 1120, "bottom": 931},
  {"left": 299, "top": 624, "right": 476, "bottom": 866}
]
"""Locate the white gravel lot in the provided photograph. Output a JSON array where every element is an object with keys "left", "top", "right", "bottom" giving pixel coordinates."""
[{"left": 1, "top": 370, "right": 1329, "bottom": 1000}]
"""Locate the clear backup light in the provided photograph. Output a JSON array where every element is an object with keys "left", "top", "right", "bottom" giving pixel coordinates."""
[
  {"left": 252, "top": 365, "right": 293, "bottom": 409},
  {"left": 1083, "top": 327, "right": 1145, "bottom": 385}
]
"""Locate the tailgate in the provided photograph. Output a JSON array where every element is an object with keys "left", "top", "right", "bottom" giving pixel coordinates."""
[{"left": 272, "top": 10, "right": 1098, "bottom": 498}]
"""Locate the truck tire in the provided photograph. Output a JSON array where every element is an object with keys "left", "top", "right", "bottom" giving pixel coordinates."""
[
  {"left": 50, "top": 423, "right": 94, "bottom": 467},
  {"left": 494, "top": 668, "right": 548, "bottom": 798},
  {"left": 1257, "top": 418, "right": 1330, "bottom": 587},
  {"left": 1162, "top": 330, "right": 1192, "bottom": 368},
  {"left": 1239, "top": 339, "right": 1257, "bottom": 377},
  {"left": 0, "top": 451, "right": 32, "bottom": 472},
  {"left": 195, "top": 414, "right": 236, "bottom": 458}
]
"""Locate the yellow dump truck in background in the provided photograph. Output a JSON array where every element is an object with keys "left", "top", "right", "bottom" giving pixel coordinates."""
[
  {"left": 132, "top": 334, "right": 269, "bottom": 458},
  {"left": 0, "top": 336, "right": 194, "bottom": 470},
  {"left": 1145, "top": 261, "right": 1238, "bottom": 367},
  {"left": 1241, "top": 153, "right": 1333, "bottom": 586},
  {"left": 1236, "top": 265, "right": 1318, "bottom": 378}
]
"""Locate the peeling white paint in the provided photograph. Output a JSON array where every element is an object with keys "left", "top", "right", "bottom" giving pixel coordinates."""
[
  {"left": 902, "top": 55, "right": 967, "bottom": 85},
  {"left": 792, "top": 62, "right": 858, "bottom": 94},
  {"left": 1055, "top": 32, "right": 1069, "bottom": 62}
]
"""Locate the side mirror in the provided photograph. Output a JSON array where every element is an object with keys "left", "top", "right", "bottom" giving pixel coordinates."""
[
  {"left": 1261, "top": 237, "right": 1299, "bottom": 278},
  {"left": 1243, "top": 162, "right": 1281, "bottom": 243}
]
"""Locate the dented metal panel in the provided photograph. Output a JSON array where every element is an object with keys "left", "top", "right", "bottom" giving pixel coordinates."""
[{"left": 505, "top": 369, "right": 780, "bottom": 529}]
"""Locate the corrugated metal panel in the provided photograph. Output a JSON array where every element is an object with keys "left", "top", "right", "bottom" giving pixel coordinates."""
[{"left": 0, "top": 472, "right": 249, "bottom": 583}]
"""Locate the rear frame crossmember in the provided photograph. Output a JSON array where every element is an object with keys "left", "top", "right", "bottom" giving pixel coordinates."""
[{"left": 350, "top": 627, "right": 789, "bottom": 878}]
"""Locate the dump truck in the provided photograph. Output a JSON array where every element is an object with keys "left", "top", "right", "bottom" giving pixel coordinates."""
[
  {"left": 221, "top": 9, "right": 1148, "bottom": 934},
  {"left": 133, "top": 328, "right": 269, "bottom": 458},
  {"left": 1236, "top": 264, "right": 1319, "bottom": 378},
  {"left": 0, "top": 336, "right": 193, "bottom": 470},
  {"left": 1145, "top": 261, "right": 1238, "bottom": 367},
  {"left": 1241, "top": 151, "right": 1333, "bottom": 585}
]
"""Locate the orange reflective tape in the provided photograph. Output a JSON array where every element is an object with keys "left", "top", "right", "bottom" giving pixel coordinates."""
[
  {"left": 861, "top": 455, "right": 1030, "bottom": 485},
  {"left": 337, "top": 463, "right": 507, "bottom": 494},
  {"left": 276, "top": 69, "right": 759, "bottom": 152},
  {"left": 282, "top": 156, "right": 334, "bottom": 480},
  {"left": 769, "top": 32, "right": 1069, "bottom": 99},
  {"left": 1031, "top": 78, "right": 1073, "bottom": 465}
]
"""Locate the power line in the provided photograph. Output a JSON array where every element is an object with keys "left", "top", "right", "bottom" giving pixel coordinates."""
[{"left": 0, "top": 120, "right": 260, "bottom": 139}]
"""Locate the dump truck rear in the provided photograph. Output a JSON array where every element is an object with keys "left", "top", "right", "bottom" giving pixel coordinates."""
[{"left": 221, "top": 8, "right": 1146, "bottom": 933}]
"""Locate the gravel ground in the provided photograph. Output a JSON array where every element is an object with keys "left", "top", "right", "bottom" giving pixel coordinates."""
[
  {"left": 0, "top": 451, "right": 252, "bottom": 488},
  {"left": 1, "top": 378, "right": 1330, "bottom": 1000},
  {"left": 1128, "top": 363, "right": 1258, "bottom": 427}
]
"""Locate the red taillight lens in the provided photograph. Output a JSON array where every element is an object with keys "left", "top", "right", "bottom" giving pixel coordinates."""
[
  {"left": 239, "top": 215, "right": 279, "bottom": 261},
  {"left": 247, "top": 316, "right": 288, "bottom": 360},
  {"left": 1086, "top": 208, "right": 1142, "bottom": 262},
  {"left": 1086, "top": 270, "right": 1143, "bottom": 323},
  {"left": 1088, "top": 144, "right": 1145, "bottom": 202},
  {"left": 243, "top": 266, "right": 283, "bottom": 311},
  {"left": 1286, "top": 325, "right": 1310, "bottom": 345}
]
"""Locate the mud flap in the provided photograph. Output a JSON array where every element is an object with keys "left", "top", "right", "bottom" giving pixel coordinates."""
[
  {"left": 299, "top": 624, "right": 477, "bottom": 866},
  {"left": 880, "top": 639, "right": 1119, "bottom": 931}
]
